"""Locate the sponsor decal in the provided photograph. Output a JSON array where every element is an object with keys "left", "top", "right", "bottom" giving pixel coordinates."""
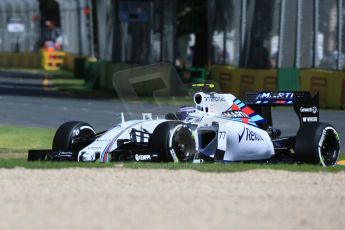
[
  {"left": 318, "top": 128, "right": 328, "bottom": 148},
  {"left": 96, "top": 139, "right": 112, "bottom": 142},
  {"left": 255, "top": 92, "right": 294, "bottom": 104},
  {"left": 238, "top": 127, "right": 264, "bottom": 142},
  {"left": 72, "top": 129, "right": 80, "bottom": 136},
  {"left": 185, "top": 117, "right": 202, "bottom": 122},
  {"left": 258, "top": 92, "right": 294, "bottom": 99},
  {"left": 169, "top": 149, "right": 179, "bottom": 162},
  {"left": 58, "top": 151, "right": 73, "bottom": 156},
  {"left": 222, "top": 110, "right": 249, "bottom": 118},
  {"left": 317, "top": 127, "right": 338, "bottom": 167},
  {"left": 204, "top": 96, "right": 226, "bottom": 102},
  {"left": 300, "top": 106, "right": 318, "bottom": 114},
  {"left": 302, "top": 117, "right": 318, "bottom": 122},
  {"left": 256, "top": 92, "right": 293, "bottom": 101},
  {"left": 88, "top": 146, "right": 103, "bottom": 150},
  {"left": 135, "top": 154, "right": 151, "bottom": 161}
]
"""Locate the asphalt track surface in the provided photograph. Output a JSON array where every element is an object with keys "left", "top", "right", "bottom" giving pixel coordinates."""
[{"left": 0, "top": 70, "right": 344, "bottom": 151}]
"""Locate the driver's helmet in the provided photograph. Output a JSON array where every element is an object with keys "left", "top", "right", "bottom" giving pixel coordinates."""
[{"left": 176, "top": 105, "right": 196, "bottom": 120}]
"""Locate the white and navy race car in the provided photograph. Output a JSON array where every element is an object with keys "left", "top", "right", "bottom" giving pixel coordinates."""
[{"left": 28, "top": 86, "right": 341, "bottom": 166}]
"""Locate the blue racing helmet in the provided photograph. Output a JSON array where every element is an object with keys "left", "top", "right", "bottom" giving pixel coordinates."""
[{"left": 176, "top": 106, "right": 196, "bottom": 120}]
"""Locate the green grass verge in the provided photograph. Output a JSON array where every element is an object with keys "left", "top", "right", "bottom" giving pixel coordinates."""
[
  {"left": 0, "top": 125, "right": 54, "bottom": 153},
  {"left": 51, "top": 74, "right": 86, "bottom": 94},
  {"left": 0, "top": 158, "right": 344, "bottom": 172},
  {"left": 51, "top": 69, "right": 120, "bottom": 98},
  {"left": 125, "top": 162, "right": 345, "bottom": 172},
  {"left": 0, "top": 125, "right": 344, "bottom": 172}
]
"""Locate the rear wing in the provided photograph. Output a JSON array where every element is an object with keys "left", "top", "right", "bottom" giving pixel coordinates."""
[{"left": 245, "top": 91, "right": 319, "bottom": 127}]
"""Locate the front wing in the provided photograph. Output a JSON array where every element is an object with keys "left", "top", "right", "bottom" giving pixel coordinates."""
[{"left": 28, "top": 147, "right": 163, "bottom": 162}]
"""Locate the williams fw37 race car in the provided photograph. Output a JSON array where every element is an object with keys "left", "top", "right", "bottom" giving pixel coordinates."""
[{"left": 28, "top": 87, "right": 341, "bottom": 167}]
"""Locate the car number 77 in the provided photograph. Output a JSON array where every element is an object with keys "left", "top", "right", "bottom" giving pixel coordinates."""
[{"left": 218, "top": 131, "right": 226, "bottom": 139}]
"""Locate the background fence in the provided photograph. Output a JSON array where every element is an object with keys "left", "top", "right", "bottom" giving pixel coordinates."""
[
  {"left": 0, "top": 0, "right": 40, "bottom": 52},
  {"left": 208, "top": 0, "right": 345, "bottom": 70},
  {"left": 1, "top": 0, "right": 345, "bottom": 71}
]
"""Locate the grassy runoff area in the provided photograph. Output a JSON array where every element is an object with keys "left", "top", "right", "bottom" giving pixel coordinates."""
[
  {"left": 0, "top": 125, "right": 53, "bottom": 154},
  {"left": 0, "top": 124, "right": 344, "bottom": 171}
]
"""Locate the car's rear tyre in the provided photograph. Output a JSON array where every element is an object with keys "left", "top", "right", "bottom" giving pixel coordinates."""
[
  {"left": 150, "top": 121, "right": 196, "bottom": 162},
  {"left": 295, "top": 122, "right": 340, "bottom": 166},
  {"left": 52, "top": 121, "right": 96, "bottom": 153}
]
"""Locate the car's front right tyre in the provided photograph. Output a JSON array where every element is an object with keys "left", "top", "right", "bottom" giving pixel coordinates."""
[{"left": 150, "top": 121, "right": 196, "bottom": 162}]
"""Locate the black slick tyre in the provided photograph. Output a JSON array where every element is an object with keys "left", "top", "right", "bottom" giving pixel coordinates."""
[
  {"left": 52, "top": 121, "right": 96, "bottom": 153},
  {"left": 150, "top": 121, "right": 196, "bottom": 162},
  {"left": 295, "top": 122, "right": 340, "bottom": 166}
]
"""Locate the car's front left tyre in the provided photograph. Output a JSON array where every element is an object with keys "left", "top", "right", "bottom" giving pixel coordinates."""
[{"left": 52, "top": 121, "right": 96, "bottom": 153}]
